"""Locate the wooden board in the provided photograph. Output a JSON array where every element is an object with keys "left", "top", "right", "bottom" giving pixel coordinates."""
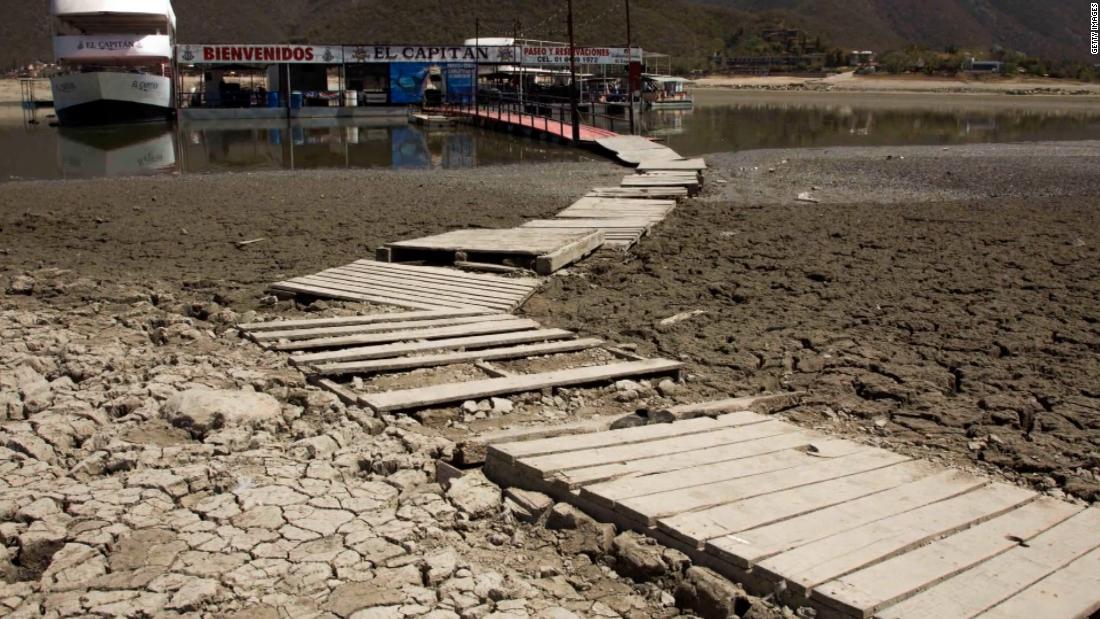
[
  {"left": 360, "top": 358, "right": 683, "bottom": 412},
  {"left": 618, "top": 449, "right": 909, "bottom": 526},
  {"left": 588, "top": 187, "right": 689, "bottom": 199},
  {"left": 309, "top": 338, "right": 604, "bottom": 376},
  {"left": 595, "top": 135, "right": 669, "bottom": 152},
  {"left": 616, "top": 148, "right": 685, "bottom": 165},
  {"left": 753, "top": 483, "right": 1036, "bottom": 596},
  {"left": 705, "top": 469, "right": 986, "bottom": 570},
  {"left": 637, "top": 158, "right": 707, "bottom": 172},
  {"left": 270, "top": 260, "right": 541, "bottom": 312},
  {"left": 291, "top": 328, "right": 577, "bottom": 366},
  {"left": 622, "top": 175, "right": 700, "bottom": 189},
  {"left": 657, "top": 461, "right": 934, "bottom": 547},
  {"left": 557, "top": 432, "right": 830, "bottom": 490},
  {"left": 249, "top": 313, "right": 518, "bottom": 343},
  {"left": 272, "top": 317, "right": 540, "bottom": 351},
  {"left": 877, "top": 507, "right": 1100, "bottom": 619},
  {"left": 238, "top": 308, "right": 494, "bottom": 332},
  {"left": 490, "top": 411, "right": 769, "bottom": 464},
  {"left": 976, "top": 543, "right": 1100, "bottom": 619},
  {"left": 814, "top": 497, "right": 1083, "bottom": 618}
]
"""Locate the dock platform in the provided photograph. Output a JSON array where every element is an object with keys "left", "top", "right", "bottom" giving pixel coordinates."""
[
  {"left": 427, "top": 105, "right": 618, "bottom": 143},
  {"left": 485, "top": 408, "right": 1100, "bottom": 619}
]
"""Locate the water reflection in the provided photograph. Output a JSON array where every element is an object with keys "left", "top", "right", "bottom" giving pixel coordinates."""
[
  {"left": 4, "top": 96, "right": 1100, "bottom": 181},
  {"left": 646, "top": 96, "right": 1100, "bottom": 156}
]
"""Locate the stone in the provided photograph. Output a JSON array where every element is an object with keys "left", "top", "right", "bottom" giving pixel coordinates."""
[
  {"left": 167, "top": 578, "right": 219, "bottom": 611},
  {"left": 350, "top": 606, "right": 403, "bottom": 619},
  {"left": 445, "top": 471, "right": 501, "bottom": 519},
  {"left": 16, "top": 497, "right": 60, "bottom": 522},
  {"left": 504, "top": 489, "right": 552, "bottom": 523},
  {"left": 15, "top": 366, "right": 52, "bottom": 415},
  {"left": 7, "top": 275, "right": 35, "bottom": 295},
  {"left": 536, "top": 608, "right": 581, "bottom": 619},
  {"left": 237, "top": 485, "right": 309, "bottom": 509},
  {"left": 657, "top": 379, "right": 682, "bottom": 397},
  {"left": 545, "top": 504, "right": 591, "bottom": 531},
  {"left": 611, "top": 533, "right": 666, "bottom": 581},
  {"left": 162, "top": 387, "right": 282, "bottom": 437},
  {"left": 41, "top": 543, "right": 108, "bottom": 591},
  {"left": 325, "top": 582, "right": 406, "bottom": 617},
  {"left": 490, "top": 398, "right": 514, "bottom": 413},
  {"left": 424, "top": 547, "right": 458, "bottom": 585},
  {"left": 675, "top": 566, "right": 747, "bottom": 619}
]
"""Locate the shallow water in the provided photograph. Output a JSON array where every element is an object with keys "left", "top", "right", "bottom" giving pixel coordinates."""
[{"left": 4, "top": 91, "right": 1100, "bottom": 181}]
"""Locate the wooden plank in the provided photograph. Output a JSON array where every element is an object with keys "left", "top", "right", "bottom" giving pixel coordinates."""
[
  {"left": 754, "top": 483, "right": 1037, "bottom": 597},
  {"left": 238, "top": 308, "right": 493, "bottom": 332},
  {"left": 279, "top": 276, "right": 485, "bottom": 310},
  {"left": 306, "top": 272, "right": 520, "bottom": 309},
  {"left": 616, "top": 149, "right": 685, "bottom": 165},
  {"left": 459, "top": 412, "right": 632, "bottom": 466},
  {"left": 325, "top": 266, "right": 530, "bottom": 301},
  {"left": 360, "top": 358, "right": 684, "bottom": 413},
  {"left": 637, "top": 158, "right": 707, "bottom": 172},
  {"left": 878, "top": 507, "right": 1100, "bottom": 619},
  {"left": 557, "top": 431, "right": 830, "bottom": 489},
  {"left": 313, "top": 378, "right": 359, "bottom": 405},
  {"left": 273, "top": 317, "right": 539, "bottom": 351},
  {"left": 311, "top": 338, "right": 604, "bottom": 376},
  {"left": 814, "top": 497, "right": 1083, "bottom": 619},
  {"left": 534, "top": 230, "right": 605, "bottom": 275},
  {"left": 268, "top": 281, "right": 458, "bottom": 311},
  {"left": 347, "top": 259, "right": 541, "bottom": 291},
  {"left": 454, "top": 261, "right": 526, "bottom": 274},
  {"left": 616, "top": 449, "right": 908, "bottom": 526},
  {"left": 976, "top": 543, "right": 1100, "bottom": 619},
  {"left": 706, "top": 469, "right": 987, "bottom": 570},
  {"left": 588, "top": 187, "right": 689, "bottom": 199},
  {"left": 493, "top": 411, "right": 771, "bottom": 463},
  {"left": 567, "top": 196, "right": 677, "bottom": 209},
  {"left": 251, "top": 313, "right": 517, "bottom": 342},
  {"left": 622, "top": 176, "right": 699, "bottom": 188},
  {"left": 342, "top": 261, "right": 538, "bottom": 293},
  {"left": 521, "top": 420, "right": 802, "bottom": 486},
  {"left": 595, "top": 135, "right": 669, "bottom": 152},
  {"left": 650, "top": 394, "right": 804, "bottom": 422},
  {"left": 388, "top": 228, "right": 602, "bottom": 255},
  {"left": 657, "top": 461, "right": 935, "bottom": 548},
  {"left": 581, "top": 437, "right": 862, "bottom": 503},
  {"left": 291, "top": 328, "right": 576, "bottom": 365},
  {"left": 521, "top": 219, "right": 654, "bottom": 229}
]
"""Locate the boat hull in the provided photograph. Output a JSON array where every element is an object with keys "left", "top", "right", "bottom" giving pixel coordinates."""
[
  {"left": 51, "top": 72, "right": 173, "bottom": 126},
  {"left": 645, "top": 99, "right": 694, "bottom": 110}
]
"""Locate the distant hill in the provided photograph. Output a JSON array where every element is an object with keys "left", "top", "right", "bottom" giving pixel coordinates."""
[{"left": 2, "top": 0, "right": 1093, "bottom": 70}]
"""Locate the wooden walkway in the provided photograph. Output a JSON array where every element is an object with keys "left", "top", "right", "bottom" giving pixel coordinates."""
[
  {"left": 484, "top": 409, "right": 1100, "bottom": 619},
  {"left": 381, "top": 228, "right": 605, "bottom": 275},
  {"left": 269, "top": 260, "right": 543, "bottom": 312},
  {"left": 429, "top": 105, "right": 618, "bottom": 143}
]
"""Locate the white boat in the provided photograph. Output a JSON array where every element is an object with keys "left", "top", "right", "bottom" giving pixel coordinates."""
[
  {"left": 50, "top": 0, "right": 176, "bottom": 125},
  {"left": 642, "top": 75, "right": 693, "bottom": 110}
]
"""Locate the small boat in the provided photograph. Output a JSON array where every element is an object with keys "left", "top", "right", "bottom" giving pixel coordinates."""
[
  {"left": 642, "top": 74, "right": 693, "bottom": 110},
  {"left": 49, "top": 0, "right": 176, "bottom": 126}
]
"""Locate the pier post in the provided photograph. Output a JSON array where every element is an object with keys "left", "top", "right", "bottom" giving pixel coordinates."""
[{"left": 567, "top": 0, "right": 580, "bottom": 142}]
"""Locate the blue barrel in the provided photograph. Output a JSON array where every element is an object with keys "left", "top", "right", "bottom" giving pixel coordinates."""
[
  {"left": 290, "top": 91, "right": 303, "bottom": 110},
  {"left": 267, "top": 91, "right": 280, "bottom": 108}
]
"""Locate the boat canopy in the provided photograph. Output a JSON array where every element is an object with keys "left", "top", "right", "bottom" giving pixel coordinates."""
[
  {"left": 51, "top": 0, "right": 176, "bottom": 33},
  {"left": 643, "top": 74, "right": 691, "bottom": 84}
]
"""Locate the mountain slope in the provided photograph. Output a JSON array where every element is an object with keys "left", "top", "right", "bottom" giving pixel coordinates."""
[{"left": 2, "top": 0, "right": 1092, "bottom": 70}]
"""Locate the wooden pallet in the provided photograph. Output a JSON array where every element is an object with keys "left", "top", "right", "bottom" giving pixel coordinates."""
[
  {"left": 559, "top": 197, "right": 676, "bottom": 221},
  {"left": 587, "top": 187, "right": 690, "bottom": 200},
  {"left": 382, "top": 228, "right": 605, "bottom": 276},
  {"left": 269, "top": 260, "right": 542, "bottom": 312},
  {"left": 520, "top": 219, "right": 654, "bottom": 251},
  {"left": 484, "top": 408, "right": 1100, "bottom": 619},
  {"left": 637, "top": 158, "right": 707, "bottom": 173},
  {"left": 622, "top": 173, "right": 701, "bottom": 194}
]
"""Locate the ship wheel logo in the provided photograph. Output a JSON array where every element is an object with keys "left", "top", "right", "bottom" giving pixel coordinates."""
[{"left": 182, "top": 47, "right": 195, "bottom": 62}]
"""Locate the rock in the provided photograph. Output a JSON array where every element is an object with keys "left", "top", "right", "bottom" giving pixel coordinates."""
[
  {"left": 490, "top": 397, "right": 514, "bottom": 413},
  {"left": 16, "top": 497, "right": 60, "bottom": 522},
  {"left": 611, "top": 533, "right": 666, "bottom": 581},
  {"left": 7, "top": 275, "right": 35, "bottom": 295},
  {"left": 461, "top": 401, "right": 480, "bottom": 414},
  {"left": 675, "top": 566, "right": 748, "bottom": 619},
  {"left": 41, "top": 543, "right": 108, "bottom": 591},
  {"left": 292, "top": 434, "right": 340, "bottom": 459},
  {"left": 167, "top": 578, "right": 219, "bottom": 611},
  {"left": 503, "top": 489, "right": 552, "bottom": 523},
  {"left": 615, "top": 380, "right": 642, "bottom": 393},
  {"left": 163, "top": 387, "right": 282, "bottom": 437},
  {"left": 423, "top": 547, "right": 458, "bottom": 585},
  {"left": 536, "top": 609, "right": 581, "bottom": 619},
  {"left": 349, "top": 606, "right": 403, "bottom": 619},
  {"left": 545, "top": 503, "right": 590, "bottom": 531},
  {"left": 445, "top": 471, "right": 502, "bottom": 519},
  {"left": 548, "top": 504, "right": 615, "bottom": 555},
  {"left": 325, "top": 582, "right": 406, "bottom": 617},
  {"left": 15, "top": 366, "right": 52, "bottom": 415},
  {"left": 657, "top": 379, "right": 682, "bottom": 397}
]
